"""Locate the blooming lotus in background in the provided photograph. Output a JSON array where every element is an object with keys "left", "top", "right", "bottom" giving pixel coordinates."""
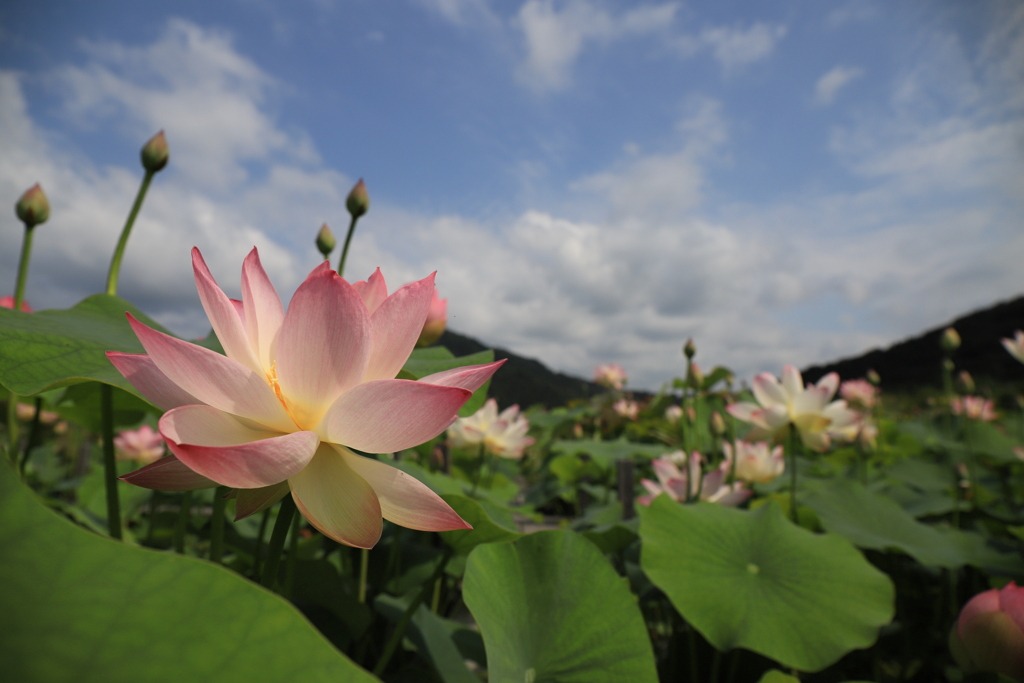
[
  {"left": 0, "top": 296, "right": 32, "bottom": 312},
  {"left": 637, "top": 451, "right": 750, "bottom": 507},
  {"left": 949, "top": 582, "right": 1024, "bottom": 679},
  {"left": 952, "top": 396, "right": 999, "bottom": 422},
  {"left": 1002, "top": 330, "right": 1024, "bottom": 365},
  {"left": 664, "top": 405, "right": 683, "bottom": 423},
  {"left": 114, "top": 425, "right": 166, "bottom": 464},
  {"left": 726, "top": 365, "right": 860, "bottom": 452},
  {"left": 448, "top": 398, "right": 535, "bottom": 459},
  {"left": 840, "top": 378, "right": 878, "bottom": 409},
  {"left": 108, "top": 247, "right": 504, "bottom": 548},
  {"left": 722, "top": 440, "right": 785, "bottom": 484},
  {"left": 15, "top": 402, "right": 60, "bottom": 424},
  {"left": 594, "top": 363, "right": 627, "bottom": 390},
  {"left": 612, "top": 398, "right": 639, "bottom": 420},
  {"left": 415, "top": 287, "right": 447, "bottom": 348}
]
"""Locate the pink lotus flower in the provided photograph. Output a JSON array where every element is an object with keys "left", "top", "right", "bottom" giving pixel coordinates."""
[
  {"left": 114, "top": 425, "right": 166, "bottom": 464},
  {"left": 839, "top": 378, "right": 878, "bottom": 409},
  {"left": 108, "top": 247, "right": 504, "bottom": 548},
  {"left": 637, "top": 451, "right": 751, "bottom": 507},
  {"left": 952, "top": 396, "right": 999, "bottom": 422},
  {"left": 0, "top": 296, "right": 32, "bottom": 312},
  {"left": 726, "top": 366, "right": 860, "bottom": 452},
  {"left": 415, "top": 287, "right": 447, "bottom": 348},
  {"left": 1003, "top": 330, "right": 1024, "bottom": 365},
  {"left": 722, "top": 440, "right": 785, "bottom": 484},
  {"left": 448, "top": 398, "right": 535, "bottom": 459},
  {"left": 594, "top": 363, "right": 627, "bottom": 390},
  {"left": 949, "top": 582, "right": 1024, "bottom": 679},
  {"left": 612, "top": 398, "right": 639, "bottom": 420},
  {"left": 664, "top": 405, "right": 683, "bottom": 423}
]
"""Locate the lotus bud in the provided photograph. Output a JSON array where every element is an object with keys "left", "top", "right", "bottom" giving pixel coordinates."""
[
  {"left": 346, "top": 179, "right": 370, "bottom": 219},
  {"left": 710, "top": 411, "right": 726, "bottom": 436},
  {"left": 949, "top": 582, "right": 1024, "bottom": 679},
  {"left": 683, "top": 338, "right": 697, "bottom": 359},
  {"left": 957, "top": 371, "right": 975, "bottom": 394},
  {"left": 664, "top": 405, "right": 683, "bottom": 423},
  {"left": 15, "top": 183, "right": 49, "bottom": 228},
  {"left": 140, "top": 131, "right": 169, "bottom": 173},
  {"left": 941, "top": 327, "right": 961, "bottom": 352},
  {"left": 866, "top": 369, "right": 881, "bottom": 385},
  {"left": 315, "top": 223, "right": 336, "bottom": 258},
  {"left": 943, "top": 358, "right": 955, "bottom": 374},
  {"left": 416, "top": 288, "right": 447, "bottom": 348},
  {"left": 685, "top": 405, "right": 696, "bottom": 424},
  {"left": 687, "top": 363, "right": 704, "bottom": 389}
]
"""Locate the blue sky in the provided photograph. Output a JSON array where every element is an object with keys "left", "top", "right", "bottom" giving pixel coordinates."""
[{"left": 1, "top": 0, "right": 1022, "bottom": 390}]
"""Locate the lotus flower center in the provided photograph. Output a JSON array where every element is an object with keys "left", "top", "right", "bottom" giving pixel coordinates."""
[{"left": 266, "top": 361, "right": 303, "bottom": 429}]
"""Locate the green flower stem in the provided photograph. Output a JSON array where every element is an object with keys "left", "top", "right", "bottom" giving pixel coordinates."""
[
  {"left": 209, "top": 485, "right": 228, "bottom": 564},
  {"left": 252, "top": 507, "right": 271, "bottom": 579},
  {"left": 336, "top": 215, "right": 359, "bottom": 278},
  {"left": 174, "top": 490, "right": 193, "bottom": 554},
  {"left": 285, "top": 510, "right": 300, "bottom": 597},
  {"left": 145, "top": 491, "right": 159, "bottom": 544},
  {"left": 261, "top": 495, "right": 297, "bottom": 590},
  {"left": 357, "top": 547, "right": 370, "bottom": 603},
  {"left": 100, "top": 385, "right": 123, "bottom": 539},
  {"left": 105, "top": 170, "right": 154, "bottom": 296},
  {"left": 373, "top": 547, "right": 454, "bottom": 677},
  {"left": 6, "top": 396, "right": 17, "bottom": 463},
  {"left": 787, "top": 423, "right": 798, "bottom": 524},
  {"left": 13, "top": 224, "right": 36, "bottom": 312},
  {"left": 470, "top": 443, "right": 487, "bottom": 497},
  {"left": 18, "top": 397, "right": 43, "bottom": 474}
]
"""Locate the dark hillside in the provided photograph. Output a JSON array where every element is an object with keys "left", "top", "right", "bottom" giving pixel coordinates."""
[{"left": 802, "top": 295, "right": 1024, "bottom": 390}]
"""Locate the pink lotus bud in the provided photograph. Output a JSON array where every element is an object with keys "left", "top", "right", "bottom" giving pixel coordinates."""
[
  {"left": 416, "top": 288, "right": 447, "bottom": 348},
  {"left": 0, "top": 295, "right": 32, "bottom": 312},
  {"left": 683, "top": 338, "right": 696, "bottom": 359},
  {"left": 866, "top": 369, "right": 881, "bottom": 385},
  {"left": 346, "top": 179, "right": 369, "bottom": 219},
  {"left": 140, "top": 131, "right": 169, "bottom": 173},
  {"left": 687, "top": 362, "right": 704, "bottom": 389},
  {"left": 709, "top": 411, "right": 726, "bottom": 436},
  {"left": 113, "top": 425, "right": 166, "bottom": 465},
  {"left": 15, "top": 183, "right": 49, "bottom": 228},
  {"left": 950, "top": 582, "right": 1024, "bottom": 679},
  {"left": 685, "top": 405, "right": 697, "bottom": 424},
  {"left": 957, "top": 370, "right": 975, "bottom": 394},
  {"left": 941, "top": 327, "right": 961, "bottom": 352},
  {"left": 316, "top": 223, "right": 336, "bottom": 258}
]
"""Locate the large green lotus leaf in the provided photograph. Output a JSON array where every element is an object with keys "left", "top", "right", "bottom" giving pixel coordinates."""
[
  {"left": 964, "top": 421, "right": 1020, "bottom": 463},
  {"left": 0, "top": 295, "right": 174, "bottom": 397},
  {"left": 0, "top": 461, "right": 378, "bottom": 683},
  {"left": 463, "top": 529, "right": 658, "bottom": 683},
  {"left": 803, "top": 479, "right": 1022, "bottom": 572},
  {"left": 439, "top": 493, "right": 521, "bottom": 555},
  {"left": 550, "top": 438, "right": 669, "bottom": 466},
  {"left": 639, "top": 497, "right": 894, "bottom": 672}
]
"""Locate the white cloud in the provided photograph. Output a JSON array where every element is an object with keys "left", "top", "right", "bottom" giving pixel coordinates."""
[
  {"left": 676, "top": 22, "right": 787, "bottom": 72},
  {"left": 814, "top": 65, "right": 863, "bottom": 105},
  {"left": 416, "top": 0, "right": 501, "bottom": 27},
  {"left": 514, "top": 0, "right": 679, "bottom": 92}
]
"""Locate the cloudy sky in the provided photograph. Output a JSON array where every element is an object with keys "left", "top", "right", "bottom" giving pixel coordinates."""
[{"left": 1, "top": 1, "right": 1022, "bottom": 390}]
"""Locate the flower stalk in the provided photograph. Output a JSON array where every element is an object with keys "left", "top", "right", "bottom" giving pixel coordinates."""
[
  {"left": 101, "top": 385, "right": 123, "bottom": 539},
  {"left": 209, "top": 485, "right": 228, "bottom": 563},
  {"left": 261, "top": 495, "right": 297, "bottom": 590},
  {"left": 337, "top": 179, "right": 369, "bottom": 278}
]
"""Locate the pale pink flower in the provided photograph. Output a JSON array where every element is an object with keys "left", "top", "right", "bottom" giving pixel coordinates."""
[
  {"left": 722, "top": 441, "right": 785, "bottom": 484},
  {"left": 1002, "top": 330, "right": 1024, "bottom": 365},
  {"left": 612, "top": 398, "right": 639, "bottom": 420},
  {"left": 114, "top": 425, "right": 166, "bottom": 464},
  {"left": 839, "top": 379, "right": 878, "bottom": 409},
  {"left": 448, "top": 398, "right": 535, "bottom": 459},
  {"left": 594, "top": 363, "right": 627, "bottom": 390},
  {"left": 950, "top": 582, "right": 1024, "bottom": 679},
  {"left": 637, "top": 452, "right": 751, "bottom": 507},
  {"left": 415, "top": 287, "right": 447, "bottom": 348},
  {"left": 726, "top": 365, "right": 860, "bottom": 452},
  {"left": 108, "top": 247, "right": 504, "bottom": 548},
  {"left": 952, "top": 396, "right": 999, "bottom": 422},
  {"left": 0, "top": 295, "right": 32, "bottom": 312},
  {"left": 15, "top": 402, "right": 59, "bottom": 424},
  {"left": 664, "top": 405, "right": 683, "bottom": 422}
]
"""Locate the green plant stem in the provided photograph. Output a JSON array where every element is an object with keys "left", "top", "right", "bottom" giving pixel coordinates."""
[
  {"left": 687, "top": 622, "right": 699, "bottom": 683},
  {"left": 100, "top": 385, "right": 123, "bottom": 539},
  {"left": 19, "top": 397, "right": 43, "bottom": 474},
  {"left": 252, "top": 508, "right": 271, "bottom": 578},
  {"left": 787, "top": 423, "right": 798, "bottom": 524},
  {"left": 431, "top": 575, "right": 442, "bottom": 613},
  {"left": 470, "top": 443, "right": 488, "bottom": 497},
  {"left": 285, "top": 510, "right": 301, "bottom": 597},
  {"left": 358, "top": 547, "right": 370, "bottom": 603},
  {"left": 145, "top": 490, "right": 159, "bottom": 544},
  {"left": 261, "top": 495, "right": 296, "bottom": 590},
  {"left": 13, "top": 225, "right": 35, "bottom": 311},
  {"left": 336, "top": 215, "right": 359, "bottom": 278},
  {"left": 209, "top": 485, "right": 228, "bottom": 563},
  {"left": 373, "top": 548, "right": 454, "bottom": 677},
  {"left": 384, "top": 526, "right": 403, "bottom": 584},
  {"left": 709, "top": 648, "right": 722, "bottom": 683},
  {"left": 6, "top": 395, "right": 17, "bottom": 463},
  {"left": 105, "top": 170, "right": 154, "bottom": 296},
  {"left": 174, "top": 490, "right": 193, "bottom": 554}
]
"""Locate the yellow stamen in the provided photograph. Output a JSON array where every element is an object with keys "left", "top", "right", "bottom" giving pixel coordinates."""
[{"left": 266, "top": 361, "right": 301, "bottom": 427}]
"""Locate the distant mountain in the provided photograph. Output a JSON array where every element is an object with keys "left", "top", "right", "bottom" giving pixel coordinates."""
[
  {"left": 437, "top": 330, "right": 605, "bottom": 409},
  {"left": 801, "top": 295, "right": 1024, "bottom": 391}
]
